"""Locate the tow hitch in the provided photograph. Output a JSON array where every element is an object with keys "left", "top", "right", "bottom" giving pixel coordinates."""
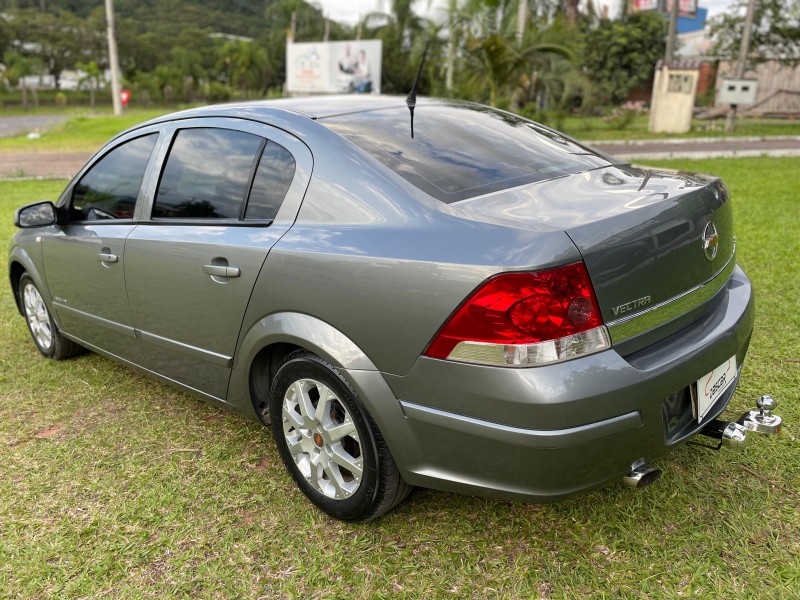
[
  {"left": 696, "top": 395, "right": 782, "bottom": 451},
  {"left": 738, "top": 394, "right": 782, "bottom": 435}
]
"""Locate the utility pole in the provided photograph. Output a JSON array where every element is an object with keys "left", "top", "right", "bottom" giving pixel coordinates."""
[
  {"left": 664, "top": 0, "right": 679, "bottom": 66},
  {"left": 104, "top": 0, "right": 122, "bottom": 116},
  {"left": 726, "top": 0, "right": 757, "bottom": 132}
]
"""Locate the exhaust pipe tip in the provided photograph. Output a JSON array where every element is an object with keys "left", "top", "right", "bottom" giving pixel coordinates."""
[{"left": 623, "top": 464, "right": 662, "bottom": 489}]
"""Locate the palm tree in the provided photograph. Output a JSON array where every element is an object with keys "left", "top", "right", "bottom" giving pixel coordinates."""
[
  {"left": 219, "top": 41, "right": 268, "bottom": 98},
  {"left": 463, "top": 31, "right": 573, "bottom": 106}
]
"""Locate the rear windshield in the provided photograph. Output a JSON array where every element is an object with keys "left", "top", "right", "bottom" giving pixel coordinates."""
[{"left": 322, "top": 103, "right": 612, "bottom": 203}]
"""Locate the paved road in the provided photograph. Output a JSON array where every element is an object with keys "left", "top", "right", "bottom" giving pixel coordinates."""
[
  {"left": 591, "top": 136, "right": 800, "bottom": 161},
  {"left": 0, "top": 115, "right": 68, "bottom": 139}
]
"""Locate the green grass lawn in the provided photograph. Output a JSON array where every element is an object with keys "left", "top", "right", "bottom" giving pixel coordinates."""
[{"left": 1, "top": 157, "right": 798, "bottom": 597}]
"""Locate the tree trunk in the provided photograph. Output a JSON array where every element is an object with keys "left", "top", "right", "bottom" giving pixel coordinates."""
[{"left": 566, "top": 0, "right": 579, "bottom": 25}]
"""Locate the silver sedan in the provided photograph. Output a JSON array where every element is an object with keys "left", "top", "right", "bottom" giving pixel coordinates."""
[{"left": 9, "top": 97, "right": 759, "bottom": 521}]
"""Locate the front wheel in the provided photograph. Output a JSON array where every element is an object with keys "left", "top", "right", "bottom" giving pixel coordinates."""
[
  {"left": 19, "top": 274, "right": 82, "bottom": 360},
  {"left": 270, "top": 351, "right": 411, "bottom": 522}
]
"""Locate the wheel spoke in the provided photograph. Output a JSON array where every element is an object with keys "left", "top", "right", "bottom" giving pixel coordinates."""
[
  {"left": 293, "top": 381, "right": 315, "bottom": 425},
  {"left": 283, "top": 405, "right": 304, "bottom": 431},
  {"left": 309, "top": 458, "right": 322, "bottom": 490},
  {"left": 284, "top": 436, "right": 304, "bottom": 456},
  {"left": 331, "top": 447, "right": 363, "bottom": 480},
  {"left": 324, "top": 465, "right": 346, "bottom": 497},
  {"left": 326, "top": 419, "right": 356, "bottom": 442},
  {"left": 314, "top": 385, "right": 333, "bottom": 423},
  {"left": 24, "top": 290, "right": 33, "bottom": 313}
]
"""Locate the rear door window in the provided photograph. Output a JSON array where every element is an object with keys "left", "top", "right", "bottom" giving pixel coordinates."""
[
  {"left": 70, "top": 133, "right": 158, "bottom": 221},
  {"left": 152, "top": 128, "right": 263, "bottom": 220}
]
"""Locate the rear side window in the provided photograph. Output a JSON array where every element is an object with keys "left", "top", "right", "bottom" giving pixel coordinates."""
[
  {"left": 71, "top": 133, "right": 158, "bottom": 221},
  {"left": 152, "top": 128, "right": 262, "bottom": 219},
  {"left": 323, "top": 104, "right": 613, "bottom": 203},
  {"left": 244, "top": 141, "right": 296, "bottom": 221}
]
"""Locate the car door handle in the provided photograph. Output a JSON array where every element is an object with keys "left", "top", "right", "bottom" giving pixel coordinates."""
[
  {"left": 97, "top": 252, "right": 118, "bottom": 263},
  {"left": 202, "top": 264, "right": 241, "bottom": 278}
]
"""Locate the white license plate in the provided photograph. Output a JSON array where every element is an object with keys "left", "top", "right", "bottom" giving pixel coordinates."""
[{"left": 692, "top": 355, "right": 737, "bottom": 422}]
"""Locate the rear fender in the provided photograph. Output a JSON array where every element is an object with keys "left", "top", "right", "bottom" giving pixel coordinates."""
[{"left": 227, "top": 312, "right": 378, "bottom": 418}]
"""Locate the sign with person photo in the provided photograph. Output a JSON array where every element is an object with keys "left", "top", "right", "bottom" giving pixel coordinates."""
[{"left": 286, "top": 40, "right": 383, "bottom": 95}]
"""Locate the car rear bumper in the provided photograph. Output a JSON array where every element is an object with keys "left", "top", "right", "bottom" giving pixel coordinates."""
[{"left": 350, "top": 265, "right": 755, "bottom": 502}]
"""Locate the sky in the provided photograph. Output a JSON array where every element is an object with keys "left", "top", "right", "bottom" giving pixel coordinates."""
[{"left": 316, "top": 0, "right": 738, "bottom": 26}]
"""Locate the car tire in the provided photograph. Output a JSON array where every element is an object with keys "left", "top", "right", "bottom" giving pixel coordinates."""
[
  {"left": 19, "top": 274, "right": 82, "bottom": 360},
  {"left": 270, "top": 350, "right": 412, "bottom": 522}
]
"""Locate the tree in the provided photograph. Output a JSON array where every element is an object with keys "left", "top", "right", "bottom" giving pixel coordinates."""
[
  {"left": 452, "top": 1, "right": 578, "bottom": 107},
  {"left": 360, "top": 0, "right": 428, "bottom": 94},
  {"left": 2, "top": 50, "right": 35, "bottom": 109},
  {"left": 7, "top": 8, "right": 87, "bottom": 89},
  {"left": 710, "top": 0, "right": 800, "bottom": 66},
  {"left": 583, "top": 11, "right": 666, "bottom": 104},
  {"left": 0, "top": 14, "right": 11, "bottom": 58},
  {"left": 218, "top": 40, "right": 268, "bottom": 97},
  {"left": 76, "top": 59, "right": 102, "bottom": 107}
]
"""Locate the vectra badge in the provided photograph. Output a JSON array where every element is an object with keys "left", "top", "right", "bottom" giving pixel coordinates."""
[
  {"left": 612, "top": 296, "right": 652, "bottom": 317},
  {"left": 702, "top": 221, "right": 719, "bottom": 261}
]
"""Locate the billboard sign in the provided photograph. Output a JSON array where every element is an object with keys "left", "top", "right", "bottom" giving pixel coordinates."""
[
  {"left": 630, "top": 0, "right": 697, "bottom": 16},
  {"left": 286, "top": 40, "right": 383, "bottom": 95}
]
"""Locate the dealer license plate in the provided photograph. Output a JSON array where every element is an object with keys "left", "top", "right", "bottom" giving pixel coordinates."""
[{"left": 692, "top": 355, "right": 737, "bottom": 423}]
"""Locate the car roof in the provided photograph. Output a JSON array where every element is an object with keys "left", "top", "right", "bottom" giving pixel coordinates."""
[
  {"left": 260, "top": 95, "right": 414, "bottom": 119},
  {"left": 134, "top": 95, "right": 432, "bottom": 126}
]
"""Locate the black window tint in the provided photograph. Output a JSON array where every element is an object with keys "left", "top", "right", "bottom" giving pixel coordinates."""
[
  {"left": 71, "top": 134, "right": 158, "bottom": 220},
  {"left": 153, "top": 128, "right": 262, "bottom": 220},
  {"left": 245, "top": 141, "right": 296, "bottom": 221},
  {"left": 323, "top": 104, "right": 613, "bottom": 203}
]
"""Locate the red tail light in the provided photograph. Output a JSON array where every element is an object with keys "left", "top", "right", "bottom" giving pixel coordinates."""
[{"left": 424, "top": 262, "right": 610, "bottom": 366}]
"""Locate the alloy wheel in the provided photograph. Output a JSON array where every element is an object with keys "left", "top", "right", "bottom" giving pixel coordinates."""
[
  {"left": 281, "top": 378, "right": 364, "bottom": 500},
  {"left": 23, "top": 283, "right": 53, "bottom": 350}
]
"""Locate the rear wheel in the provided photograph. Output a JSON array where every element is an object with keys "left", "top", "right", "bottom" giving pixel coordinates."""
[
  {"left": 270, "top": 351, "right": 411, "bottom": 522},
  {"left": 20, "top": 274, "right": 82, "bottom": 360}
]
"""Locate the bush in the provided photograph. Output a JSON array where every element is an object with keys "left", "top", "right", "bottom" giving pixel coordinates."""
[
  {"left": 207, "top": 81, "right": 231, "bottom": 102},
  {"left": 602, "top": 101, "right": 645, "bottom": 130}
]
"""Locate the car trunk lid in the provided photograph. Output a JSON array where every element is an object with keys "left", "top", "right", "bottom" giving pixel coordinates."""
[{"left": 454, "top": 165, "right": 735, "bottom": 326}]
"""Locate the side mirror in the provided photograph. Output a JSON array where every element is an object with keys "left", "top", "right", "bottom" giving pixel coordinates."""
[{"left": 14, "top": 201, "right": 57, "bottom": 228}]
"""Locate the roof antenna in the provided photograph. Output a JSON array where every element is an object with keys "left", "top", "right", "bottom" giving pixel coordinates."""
[{"left": 406, "top": 41, "right": 430, "bottom": 139}]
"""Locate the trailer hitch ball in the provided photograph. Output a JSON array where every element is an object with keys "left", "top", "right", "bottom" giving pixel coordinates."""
[{"left": 739, "top": 395, "right": 782, "bottom": 435}]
